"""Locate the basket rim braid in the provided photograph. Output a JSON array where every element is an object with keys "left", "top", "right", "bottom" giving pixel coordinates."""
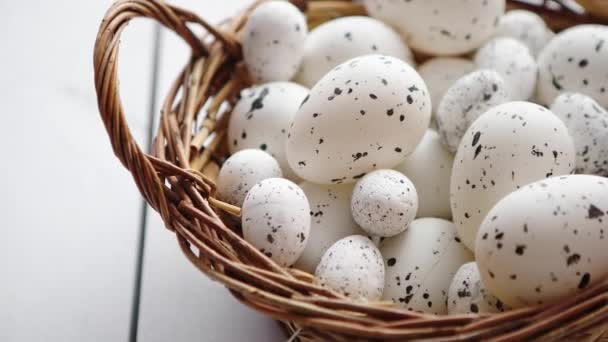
[{"left": 94, "top": 0, "right": 608, "bottom": 340}]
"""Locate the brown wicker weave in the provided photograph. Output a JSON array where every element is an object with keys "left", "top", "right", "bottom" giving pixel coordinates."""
[{"left": 94, "top": 0, "right": 608, "bottom": 340}]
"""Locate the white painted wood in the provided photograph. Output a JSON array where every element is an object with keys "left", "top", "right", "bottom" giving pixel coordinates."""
[
  {"left": 0, "top": 1, "right": 156, "bottom": 341},
  {"left": 137, "top": 1, "right": 284, "bottom": 341}
]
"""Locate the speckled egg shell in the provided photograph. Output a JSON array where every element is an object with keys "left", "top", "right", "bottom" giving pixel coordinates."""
[
  {"left": 286, "top": 55, "right": 431, "bottom": 184},
  {"left": 451, "top": 101, "right": 575, "bottom": 251},
  {"left": 476, "top": 175, "right": 608, "bottom": 308},
  {"left": 216, "top": 149, "right": 283, "bottom": 207},
  {"left": 551, "top": 93, "right": 608, "bottom": 176},
  {"left": 417, "top": 57, "right": 476, "bottom": 116},
  {"left": 228, "top": 82, "right": 308, "bottom": 181},
  {"left": 242, "top": 178, "right": 310, "bottom": 267},
  {"left": 394, "top": 130, "right": 454, "bottom": 219},
  {"left": 381, "top": 218, "right": 473, "bottom": 314},
  {"left": 242, "top": 1, "right": 307, "bottom": 82},
  {"left": 447, "top": 262, "right": 509, "bottom": 314},
  {"left": 364, "top": 0, "right": 505, "bottom": 56},
  {"left": 294, "top": 16, "right": 414, "bottom": 88},
  {"left": 474, "top": 37, "right": 538, "bottom": 100},
  {"left": 293, "top": 182, "right": 365, "bottom": 273},
  {"left": 436, "top": 69, "right": 511, "bottom": 152},
  {"left": 537, "top": 25, "right": 608, "bottom": 107},
  {"left": 315, "top": 235, "right": 385, "bottom": 301},
  {"left": 351, "top": 169, "right": 418, "bottom": 237},
  {"left": 496, "top": 10, "right": 551, "bottom": 56}
]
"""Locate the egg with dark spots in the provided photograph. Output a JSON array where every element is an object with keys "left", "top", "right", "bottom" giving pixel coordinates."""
[
  {"left": 476, "top": 175, "right": 608, "bottom": 308},
  {"left": 550, "top": 93, "right": 608, "bottom": 177},
  {"left": 364, "top": 0, "right": 505, "bottom": 55},
  {"left": 381, "top": 218, "right": 473, "bottom": 314},
  {"left": 351, "top": 170, "right": 418, "bottom": 237},
  {"left": 242, "top": 1, "right": 307, "bottom": 82},
  {"left": 495, "top": 10, "right": 552, "bottom": 56},
  {"left": 286, "top": 55, "right": 431, "bottom": 184},
  {"left": 447, "top": 262, "right": 510, "bottom": 314},
  {"left": 537, "top": 25, "right": 608, "bottom": 108},
  {"left": 228, "top": 82, "right": 308, "bottom": 181},
  {"left": 242, "top": 178, "right": 310, "bottom": 267},
  {"left": 451, "top": 101, "right": 575, "bottom": 251},
  {"left": 315, "top": 235, "right": 385, "bottom": 301},
  {"left": 294, "top": 16, "right": 414, "bottom": 88},
  {"left": 436, "top": 70, "right": 511, "bottom": 152},
  {"left": 474, "top": 37, "right": 537, "bottom": 100}
]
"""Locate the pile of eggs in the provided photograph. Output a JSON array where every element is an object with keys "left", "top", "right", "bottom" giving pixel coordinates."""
[{"left": 216, "top": 0, "right": 608, "bottom": 315}]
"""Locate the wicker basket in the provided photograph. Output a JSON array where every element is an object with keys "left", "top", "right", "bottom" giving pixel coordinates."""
[{"left": 94, "top": 0, "right": 608, "bottom": 340}]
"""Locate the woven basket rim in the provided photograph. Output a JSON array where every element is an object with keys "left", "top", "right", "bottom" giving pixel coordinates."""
[{"left": 93, "top": 0, "right": 608, "bottom": 340}]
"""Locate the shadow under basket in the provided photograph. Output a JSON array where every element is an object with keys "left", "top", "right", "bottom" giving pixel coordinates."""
[{"left": 94, "top": 0, "right": 608, "bottom": 340}]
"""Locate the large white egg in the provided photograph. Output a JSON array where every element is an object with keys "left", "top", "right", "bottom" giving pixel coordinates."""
[
  {"left": 242, "top": 178, "right": 310, "bottom": 267},
  {"left": 293, "top": 182, "right": 364, "bottom": 273},
  {"left": 451, "top": 101, "right": 575, "bottom": 251},
  {"left": 476, "top": 175, "right": 608, "bottom": 308},
  {"left": 216, "top": 149, "right": 283, "bottom": 207},
  {"left": 294, "top": 16, "right": 414, "bottom": 88},
  {"left": 242, "top": 1, "right": 307, "bottom": 82},
  {"left": 447, "top": 262, "right": 509, "bottom": 314},
  {"left": 495, "top": 10, "right": 551, "bottom": 56},
  {"left": 286, "top": 55, "right": 431, "bottom": 184},
  {"left": 381, "top": 218, "right": 473, "bottom": 314},
  {"left": 474, "top": 37, "right": 537, "bottom": 100},
  {"left": 315, "top": 235, "right": 385, "bottom": 301},
  {"left": 417, "top": 58, "right": 476, "bottom": 116},
  {"left": 394, "top": 130, "right": 454, "bottom": 219},
  {"left": 228, "top": 82, "right": 308, "bottom": 180},
  {"left": 537, "top": 25, "right": 608, "bottom": 107},
  {"left": 364, "top": 0, "right": 505, "bottom": 56}
]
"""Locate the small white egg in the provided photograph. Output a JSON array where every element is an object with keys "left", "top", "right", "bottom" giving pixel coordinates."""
[
  {"left": 451, "top": 101, "right": 575, "bottom": 251},
  {"left": 436, "top": 69, "right": 511, "bottom": 152},
  {"left": 315, "top": 235, "right": 385, "bottom": 301},
  {"left": 286, "top": 54, "right": 431, "bottom": 184},
  {"left": 242, "top": 1, "right": 307, "bottom": 82},
  {"left": 242, "top": 178, "right": 310, "bottom": 267},
  {"left": 394, "top": 130, "right": 454, "bottom": 219},
  {"left": 295, "top": 16, "right": 414, "bottom": 88},
  {"left": 476, "top": 175, "right": 608, "bottom": 308},
  {"left": 382, "top": 218, "right": 473, "bottom": 314},
  {"left": 417, "top": 58, "right": 477, "bottom": 116},
  {"left": 351, "top": 169, "right": 418, "bottom": 237},
  {"left": 474, "top": 37, "right": 538, "bottom": 100},
  {"left": 364, "top": 0, "right": 505, "bottom": 55},
  {"left": 216, "top": 149, "right": 283, "bottom": 207},
  {"left": 228, "top": 82, "right": 308, "bottom": 180},
  {"left": 496, "top": 10, "right": 551, "bottom": 56},
  {"left": 447, "top": 262, "right": 509, "bottom": 314},
  {"left": 293, "top": 182, "right": 364, "bottom": 273}
]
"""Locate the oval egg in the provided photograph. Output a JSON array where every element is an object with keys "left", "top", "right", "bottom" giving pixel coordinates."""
[
  {"left": 447, "top": 262, "right": 509, "bottom": 314},
  {"left": 496, "top": 9, "right": 551, "bottom": 56}
]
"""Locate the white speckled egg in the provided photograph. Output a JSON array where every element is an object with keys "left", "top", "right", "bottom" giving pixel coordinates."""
[
  {"left": 382, "top": 218, "right": 473, "bottom": 314},
  {"left": 451, "top": 101, "right": 575, "bottom": 251},
  {"left": 242, "top": 178, "right": 310, "bottom": 267},
  {"left": 496, "top": 10, "right": 551, "bottom": 56},
  {"left": 447, "top": 262, "right": 509, "bottom": 314},
  {"left": 364, "top": 0, "right": 505, "bottom": 56},
  {"left": 294, "top": 16, "right": 414, "bottom": 88},
  {"left": 242, "top": 1, "right": 307, "bottom": 82},
  {"left": 286, "top": 55, "right": 431, "bottom": 184},
  {"left": 228, "top": 82, "right": 308, "bottom": 180},
  {"left": 476, "top": 175, "right": 608, "bottom": 308},
  {"left": 351, "top": 169, "right": 418, "bottom": 237},
  {"left": 474, "top": 37, "right": 537, "bottom": 100},
  {"left": 436, "top": 70, "right": 511, "bottom": 152},
  {"left": 315, "top": 235, "right": 385, "bottom": 300},
  {"left": 417, "top": 58, "right": 476, "bottom": 116},
  {"left": 394, "top": 130, "right": 454, "bottom": 219},
  {"left": 293, "top": 182, "right": 365, "bottom": 273},
  {"left": 537, "top": 25, "right": 608, "bottom": 108},
  {"left": 216, "top": 149, "right": 283, "bottom": 207},
  {"left": 550, "top": 93, "right": 608, "bottom": 176}
]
